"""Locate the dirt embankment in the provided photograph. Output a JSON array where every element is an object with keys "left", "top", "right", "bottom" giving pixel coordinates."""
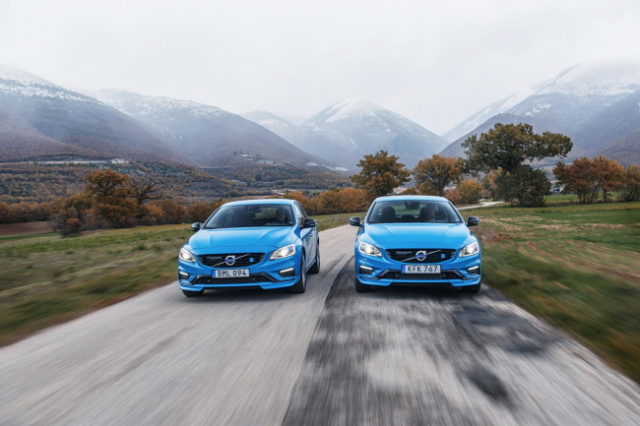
[{"left": 0, "top": 221, "right": 53, "bottom": 236}]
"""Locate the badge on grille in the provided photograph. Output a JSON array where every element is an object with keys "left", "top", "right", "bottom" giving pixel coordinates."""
[{"left": 224, "top": 255, "right": 236, "bottom": 266}]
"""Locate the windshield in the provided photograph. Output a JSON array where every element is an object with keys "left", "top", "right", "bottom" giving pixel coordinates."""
[
  {"left": 367, "top": 200, "right": 462, "bottom": 224},
  {"left": 204, "top": 204, "right": 295, "bottom": 229}
]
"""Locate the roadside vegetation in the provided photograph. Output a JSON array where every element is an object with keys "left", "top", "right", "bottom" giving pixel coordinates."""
[
  {"left": 465, "top": 200, "right": 640, "bottom": 382},
  {"left": 0, "top": 211, "right": 363, "bottom": 346}
]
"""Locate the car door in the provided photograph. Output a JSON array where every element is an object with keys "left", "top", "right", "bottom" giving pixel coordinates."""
[{"left": 294, "top": 202, "right": 316, "bottom": 268}]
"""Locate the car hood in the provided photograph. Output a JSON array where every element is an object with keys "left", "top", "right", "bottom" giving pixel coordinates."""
[
  {"left": 189, "top": 227, "right": 294, "bottom": 252},
  {"left": 364, "top": 223, "right": 470, "bottom": 248}
]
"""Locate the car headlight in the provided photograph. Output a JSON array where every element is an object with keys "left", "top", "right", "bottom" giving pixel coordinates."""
[
  {"left": 459, "top": 241, "right": 479, "bottom": 257},
  {"left": 270, "top": 244, "right": 296, "bottom": 260},
  {"left": 359, "top": 241, "right": 382, "bottom": 257},
  {"left": 179, "top": 247, "right": 196, "bottom": 263}
]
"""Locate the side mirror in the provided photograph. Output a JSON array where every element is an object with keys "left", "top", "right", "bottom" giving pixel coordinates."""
[
  {"left": 349, "top": 216, "right": 361, "bottom": 227},
  {"left": 190, "top": 222, "right": 201, "bottom": 232},
  {"left": 302, "top": 218, "right": 317, "bottom": 228},
  {"left": 467, "top": 216, "right": 479, "bottom": 227}
]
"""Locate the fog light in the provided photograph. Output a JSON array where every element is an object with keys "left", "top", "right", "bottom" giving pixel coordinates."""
[
  {"left": 279, "top": 267, "right": 295, "bottom": 277},
  {"left": 359, "top": 265, "right": 374, "bottom": 274},
  {"left": 178, "top": 271, "right": 189, "bottom": 280},
  {"left": 467, "top": 266, "right": 480, "bottom": 274}
]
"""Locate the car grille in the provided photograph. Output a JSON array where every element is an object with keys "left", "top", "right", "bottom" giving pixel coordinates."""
[
  {"left": 192, "top": 273, "right": 275, "bottom": 284},
  {"left": 379, "top": 271, "right": 462, "bottom": 280},
  {"left": 199, "top": 253, "right": 264, "bottom": 268},
  {"left": 386, "top": 249, "right": 456, "bottom": 263}
]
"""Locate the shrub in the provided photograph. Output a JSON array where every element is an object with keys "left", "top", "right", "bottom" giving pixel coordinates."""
[
  {"left": 456, "top": 179, "right": 483, "bottom": 204},
  {"left": 51, "top": 194, "right": 91, "bottom": 235},
  {"left": 61, "top": 218, "right": 82, "bottom": 237}
]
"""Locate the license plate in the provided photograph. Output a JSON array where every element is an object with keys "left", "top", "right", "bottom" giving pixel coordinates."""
[
  {"left": 403, "top": 264, "right": 441, "bottom": 274},
  {"left": 214, "top": 269, "right": 249, "bottom": 278}
]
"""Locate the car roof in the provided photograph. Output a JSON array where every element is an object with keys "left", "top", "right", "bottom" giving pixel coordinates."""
[
  {"left": 374, "top": 195, "right": 450, "bottom": 202},
  {"left": 222, "top": 198, "right": 296, "bottom": 207}
]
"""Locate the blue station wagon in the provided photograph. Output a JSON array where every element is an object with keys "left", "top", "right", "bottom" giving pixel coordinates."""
[
  {"left": 350, "top": 195, "right": 482, "bottom": 293},
  {"left": 178, "top": 199, "right": 320, "bottom": 296}
]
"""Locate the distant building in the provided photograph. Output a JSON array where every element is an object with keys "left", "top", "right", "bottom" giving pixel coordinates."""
[{"left": 393, "top": 187, "right": 411, "bottom": 194}]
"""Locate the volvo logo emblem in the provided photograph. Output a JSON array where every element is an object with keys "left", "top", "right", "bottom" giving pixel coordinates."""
[
  {"left": 224, "top": 255, "right": 236, "bottom": 266},
  {"left": 415, "top": 250, "right": 427, "bottom": 262}
]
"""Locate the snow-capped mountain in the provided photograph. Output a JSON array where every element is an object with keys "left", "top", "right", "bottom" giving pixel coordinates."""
[
  {"left": 0, "top": 65, "right": 185, "bottom": 163},
  {"left": 0, "top": 65, "right": 93, "bottom": 103},
  {"left": 243, "top": 110, "right": 354, "bottom": 167},
  {"left": 535, "top": 61, "right": 640, "bottom": 96},
  {"left": 96, "top": 90, "right": 323, "bottom": 168},
  {"left": 443, "top": 91, "right": 537, "bottom": 142},
  {"left": 247, "top": 99, "right": 447, "bottom": 169},
  {"left": 573, "top": 89, "right": 640, "bottom": 165},
  {"left": 440, "top": 61, "right": 640, "bottom": 160},
  {"left": 243, "top": 111, "right": 298, "bottom": 135},
  {"left": 308, "top": 99, "right": 447, "bottom": 168}
]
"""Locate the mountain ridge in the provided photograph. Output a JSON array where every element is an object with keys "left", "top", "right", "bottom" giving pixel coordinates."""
[{"left": 439, "top": 61, "right": 640, "bottom": 164}]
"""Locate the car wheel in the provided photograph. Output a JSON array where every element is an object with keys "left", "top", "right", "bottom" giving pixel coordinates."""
[
  {"left": 182, "top": 289, "right": 204, "bottom": 297},
  {"left": 355, "top": 277, "right": 374, "bottom": 293},
  {"left": 308, "top": 247, "right": 320, "bottom": 274},
  {"left": 461, "top": 283, "right": 481, "bottom": 294},
  {"left": 288, "top": 257, "right": 307, "bottom": 293}
]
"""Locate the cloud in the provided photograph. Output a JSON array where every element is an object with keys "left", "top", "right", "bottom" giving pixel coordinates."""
[{"left": 1, "top": 0, "right": 639, "bottom": 133}]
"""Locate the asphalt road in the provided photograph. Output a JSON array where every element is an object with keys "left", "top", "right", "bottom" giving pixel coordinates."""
[{"left": 1, "top": 225, "right": 639, "bottom": 425}]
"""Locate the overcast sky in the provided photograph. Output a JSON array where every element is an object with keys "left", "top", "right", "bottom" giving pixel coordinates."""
[{"left": 1, "top": 0, "right": 639, "bottom": 133}]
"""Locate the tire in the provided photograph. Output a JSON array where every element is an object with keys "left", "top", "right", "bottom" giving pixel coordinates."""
[
  {"left": 308, "top": 247, "right": 320, "bottom": 274},
  {"left": 183, "top": 289, "right": 204, "bottom": 297},
  {"left": 288, "top": 257, "right": 307, "bottom": 293},
  {"left": 355, "top": 278, "right": 374, "bottom": 293},
  {"left": 461, "top": 283, "right": 481, "bottom": 294}
]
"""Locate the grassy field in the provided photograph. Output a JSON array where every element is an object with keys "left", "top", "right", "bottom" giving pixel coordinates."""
[
  {"left": 465, "top": 201, "right": 640, "bottom": 382},
  {"left": 0, "top": 212, "right": 359, "bottom": 346}
]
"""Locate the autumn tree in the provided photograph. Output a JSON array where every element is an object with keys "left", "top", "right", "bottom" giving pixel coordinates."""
[
  {"left": 554, "top": 157, "right": 624, "bottom": 203},
  {"left": 553, "top": 158, "right": 598, "bottom": 203},
  {"left": 129, "top": 178, "right": 160, "bottom": 218},
  {"left": 413, "top": 155, "right": 464, "bottom": 196},
  {"left": 84, "top": 169, "right": 136, "bottom": 227},
  {"left": 456, "top": 179, "right": 484, "bottom": 204},
  {"left": 464, "top": 123, "right": 572, "bottom": 207},
  {"left": 51, "top": 194, "right": 91, "bottom": 236},
  {"left": 621, "top": 165, "right": 640, "bottom": 202},
  {"left": 315, "top": 188, "right": 369, "bottom": 214},
  {"left": 285, "top": 191, "right": 316, "bottom": 214},
  {"left": 352, "top": 150, "right": 410, "bottom": 200},
  {"left": 592, "top": 156, "right": 624, "bottom": 202}
]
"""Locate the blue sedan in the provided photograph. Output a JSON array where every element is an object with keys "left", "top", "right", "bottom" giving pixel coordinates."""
[
  {"left": 178, "top": 199, "right": 320, "bottom": 296},
  {"left": 350, "top": 195, "right": 481, "bottom": 293}
]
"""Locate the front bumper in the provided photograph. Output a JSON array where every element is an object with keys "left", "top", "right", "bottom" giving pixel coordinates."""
[
  {"left": 177, "top": 255, "right": 301, "bottom": 291},
  {"left": 355, "top": 250, "right": 481, "bottom": 288}
]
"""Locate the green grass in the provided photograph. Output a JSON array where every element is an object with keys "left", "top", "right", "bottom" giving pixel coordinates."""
[
  {"left": 0, "top": 213, "right": 358, "bottom": 346},
  {"left": 465, "top": 201, "right": 640, "bottom": 382}
]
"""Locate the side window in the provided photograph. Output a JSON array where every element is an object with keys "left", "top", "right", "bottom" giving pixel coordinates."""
[
  {"left": 298, "top": 204, "right": 309, "bottom": 220},
  {"left": 293, "top": 203, "right": 305, "bottom": 225}
]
